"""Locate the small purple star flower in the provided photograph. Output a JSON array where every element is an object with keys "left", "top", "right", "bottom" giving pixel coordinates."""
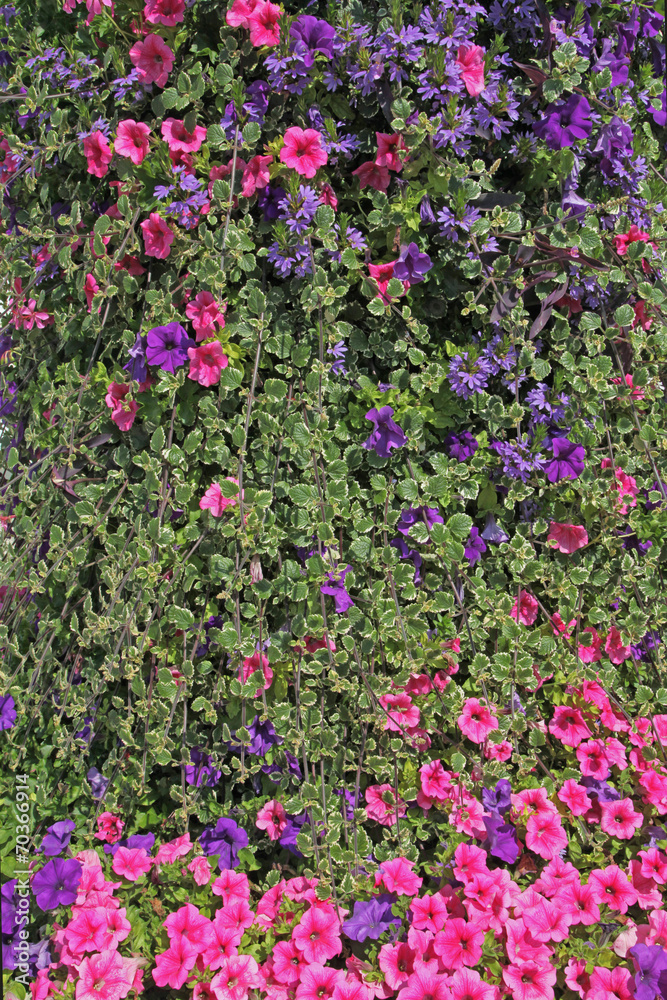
[
  {"left": 362, "top": 406, "right": 407, "bottom": 457},
  {"left": 145, "top": 323, "right": 194, "bottom": 374},
  {"left": 393, "top": 242, "right": 432, "bottom": 284},
  {"left": 544, "top": 437, "right": 585, "bottom": 482}
]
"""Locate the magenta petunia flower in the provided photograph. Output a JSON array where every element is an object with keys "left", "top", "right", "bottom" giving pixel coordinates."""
[
  {"left": 115, "top": 120, "right": 151, "bottom": 165},
  {"left": 83, "top": 131, "right": 112, "bottom": 178},
  {"left": 129, "top": 33, "right": 174, "bottom": 88},
  {"left": 247, "top": 0, "right": 281, "bottom": 47},
  {"left": 187, "top": 341, "right": 228, "bottom": 387},
  {"left": 280, "top": 126, "right": 327, "bottom": 178},
  {"left": 144, "top": 0, "right": 185, "bottom": 26},
  {"left": 240, "top": 154, "right": 273, "bottom": 197},
  {"left": 226, "top": 0, "right": 261, "bottom": 29},
  {"left": 140, "top": 213, "right": 175, "bottom": 259},
  {"left": 456, "top": 44, "right": 486, "bottom": 96},
  {"left": 161, "top": 117, "right": 207, "bottom": 153}
]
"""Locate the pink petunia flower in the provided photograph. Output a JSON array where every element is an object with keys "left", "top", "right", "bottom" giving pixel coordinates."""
[
  {"left": 115, "top": 120, "right": 151, "bottom": 165},
  {"left": 144, "top": 0, "right": 185, "bottom": 25},
  {"left": 379, "top": 692, "right": 420, "bottom": 732},
  {"left": 200, "top": 478, "right": 240, "bottom": 517},
  {"left": 502, "top": 961, "right": 556, "bottom": 1000},
  {"left": 587, "top": 966, "right": 633, "bottom": 1000},
  {"left": 374, "top": 132, "right": 407, "bottom": 171},
  {"left": 564, "top": 959, "right": 590, "bottom": 998},
  {"left": 83, "top": 131, "right": 112, "bottom": 178},
  {"left": 485, "top": 740, "right": 512, "bottom": 761},
  {"left": 433, "top": 917, "right": 483, "bottom": 969},
  {"left": 510, "top": 590, "right": 538, "bottom": 625},
  {"left": 365, "top": 785, "right": 407, "bottom": 827},
  {"left": 554, "top": 880, "right": 600, "bottom": 927},
  {"left": 105, "top": 383, "right": 138, "bottom": 432},
  {"left": 409, "top": 893, "right": 448, "bottom": 933},
  {"left": 577, "top": 627, "right": 603, "bottom": 663},
  {"left": 75, "top": 949, "right": 134, "bottom": 1000},
  {"left": 112, "top": 847, "right": 152, "bottom": 881},
  {"left": 186, "top": 290, "right": 226, "bottom": 341},
  {"left": 611, "top": 372, "right": 646, "bottom": 399},
  {"left": 376, "top": 857, "right": 423, "bottom": 896},
  {"left": 548, "top": 706, "right": 591, "bottom": 748},
  {"left": 319, "top": 183, "right": 338, "bottom": 210},
  {"left": 352, "top": 161, "right": 390, "bottom": 191},
  {"left": 226, "top": 0, "right": 261, "bottom": 28},
  {"left": 240, "top": 154, "right": 273, "bottom": 197},
  {"left": 399, "top": 965, "right": 449, "bottom": 1000},
  {"left": 557, "top": 779, "right": 592, "bottom": 817},
  {"left": 605, "top": 626, "right": 630, "bottom": 664},
  {"left": 153, "top": 938, "right": 199, "bottom": 989},
  {"left": 154, "top": 833, "right": 192, "bottom": 865},
  {"left": 241, "top": 650, "right": 273, "bottom": 693},
  {"left": 272, "top": 940, "right": 308, "bottom": 985},
  {"left": 525, "top": 812, "right": 567, "bottom": 860},
  {"left": 280, "top": 126, "right": 327, "bottom": 178},
  {"left": 368, "top": 260, "right": 403, "bottom": 304},
  {"left": 295, "top": 964, "right": 345, "bottom": 1000},
  {"left": 576, "top": 739, "right": 610, "bottom": 779},
  {"left": 256, "top": 800, "right": 287, "bottom": 840},
  {"left": 457, "top": 697, "right": 498, "bottom": 743},
  {"left": 378, "top": 942, "right": 414, "bottom": 991},
  {"left": 456, "top": 45, "right": 486, "bottom": 96},
  {"left": 161, "top": 117, "right": 207, "bottom": 153},
  {"left": 129, "top": 33, "right": 175, "bottom": 88},
  {"left": 65, "top": 907, "right": 108, "bottom": 955},
  {"left": 638, "top": 847, "right": 667, "bottom": 885},
  {"left": 522, "top": 897, "right": 572, "bottom": 943},
  {"left": 188, "top": 856, "right": 213, "bottom": 886},
  {"left": 95, "top": 812, "right": 124, "bottom": 844},
  {"left": 587, "top": 866, "right": 637, "bottom": 913},
  {"left": 452, "top": 843, "right": 488, "bottom": 885},
  {"left": 446, "top": 969, "right": 495, "bottom": 1000},
  {"left": 600, "top": 797, "right": 644, "bottom": 839},
  {"left": 247, "top": 0, "right": 281, "bottom": 46},
  {"left": 292, "top": 905, "right": 342, "bottom": 965},
  {"left": 84, "top": 273, "right": 100, "bottom": 312},
  {"left": 212, "top": 870, "right": 250, "bottom": 906},
  {"left": 140, "top": 213, "right": 175, "bottom": 258},
  {"left": 546, "top": 522, "right": 588, "bottom": 554},
  {"left": 187, "top": 341, "right": 228, "bottom": 387}
]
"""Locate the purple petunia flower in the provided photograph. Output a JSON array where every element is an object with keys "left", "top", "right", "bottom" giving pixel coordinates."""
[
  {"left": 444, "top": 431, "right": 478, "bottom": 462},
  {"left": 1, "top": 879, "right": 17, "bottom": 934},
  {"left": 321, "top": 564, "right": 354, "bottom": 613},
  {"left": 32, "top": 858, "right": 82, "bottom": 911},
  {"left": 199, "top": 818, "right": 248, "bottom": 871},
  {"left": 0, "top": 693, "right": 16, "bottom": 729},
  {"left": 86, "top": 767, "right": 108, "bottom": 800},
  {"left": 390, "top": 537, "right": 423, "bottom": 586},
  {"left": 343, "top": 895, "right": 402, "bottom": 942},
  {"left": 393, "top": 242, "right": 432, "bottom": 284},
  {"left": 279, "top": 813, "right": 308, "bottom": 857},
  {"left": 229, "top": 715, "right": 282, "bottom": 758},
  {"left": 464, "top": 527, "right": 486, "bottom": 565},
  {"left": 482, "top": 779, "right": 512, "bottom": 818},
  {"left": 629, "top": 943, "right": 667, "bottom": 1000},
  {"left": 362, "top": 406, "right": 407, "bottom": 457},
  {"left": 481, "top": 512, "right": 508, "bottom": 545},
  {"left": 103, "top": 833, "right": 156, "bottom": 857},
  {"left": 533, "top": 94, "right": 592, "bottom": 149},
  {"left": 544, "top": 437, "right": 585, "bottom": 482},
  {"left": 482, "top": 815, "right": 519, "bottom": 864},
  {"left": 395, "top": 506, "right": 444, "bottom": 537},
  {"left": 40, "top": 820, "right": 76, "bottom": 857},
  {"left": 592, "top": 38, "right": 629, "bottom": 88},
  {"left": 185, "top": 749, "right": 221, "bottom": 788},
  {"left": 145, "top": 323, "right": 193, "bottom": 374}
]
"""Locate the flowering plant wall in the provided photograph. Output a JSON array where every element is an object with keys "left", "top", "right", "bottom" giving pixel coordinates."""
[{"left": 2, "top": 0, "right": 667, "bottom": 996}]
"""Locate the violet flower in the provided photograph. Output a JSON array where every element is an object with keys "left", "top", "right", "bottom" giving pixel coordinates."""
[
  {"left": 629, "top": 944, "right": 667, "bottom": 1000},
  {"left": 396, "top": 506, "right": 444, "bottom": 537},
  {"left": 482, "top": 779, "right": 512, "bottom": 818},
  {"left": 482, "top": 815, "right": 519, "bottom": 864},
  {"left": 390, "top": 537, "right": 423, "bottom": 585},
  {"left": 32, "top": 858, "right": 82, "bottom": 911},
  {"left": 464, "top": 527, "right": 486, "bottom": 565},
  {"left": 86, "top": 767, "right": 108, "bottom": 800},
  {"left": 185, "top": 749, "right": 221, "bottom": 788},
  {"left": 145, "top": 323, "right": 193, "bottom": 374},
  {"left": 0, "top": 693, "right": 16, "bottom": 729},
  {"left": 393, "top": 242, "right": 432, "bottom": 284},
  {"left": 1, "top": 880, "right": 17, "bottom": 934},
  {"left": 592, "top": 39, "right": 629, "bottom": 88},
  {"left": 199, "top": 818, "right": 248, "bottom": 870},
  {"left": 343, "top": 895, "right": 402, "bottom": 942},
  {"left": 321, "top": 564, "right": 354, "bottom": 613},
  {"left": 533, "top": 94, "right": 592, "bottom": 149},
  {"left": 103, "top": 833, "right": 155, "bottom": 857},
  {"left": 362, "top": 406, "right": 407, "bottom": 457},
  {"left": 40, "top": 820, "right": 75, "bottom": 857},
  {"left": 327, "top": 340, "right": 348, "bottom": 375},
  {"left": 481, "top": 513, "right": 508, "bottom": 544},
  {"left": 444, "top": 431, "right": 478, "bottom": 462},
  {"left": 544, "top": 437, "right": 585, "bottom": 482},
  {"left": 290, "top": 15, "right": 336, "bottom": 66},
  {"left": 279, "top": 813, "right": 308, "bottom": 857}
]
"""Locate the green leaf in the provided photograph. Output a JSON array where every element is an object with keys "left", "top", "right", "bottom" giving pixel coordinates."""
[
  {"left": 166, "top": 606, "right": 195, "bottom": 629},
  {"left": 447, "top": 513, "right": 473, "bottom": 539}
]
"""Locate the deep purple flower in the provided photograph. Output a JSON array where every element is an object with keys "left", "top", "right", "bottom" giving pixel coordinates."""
[
  {"left": 393, "top": 242, "right": 432, "bottom": 284},
  {"left": 32, "top": 858, "right": 82, "bottom": 911},
  {"left": 362, "top": 406, "right": 407, "bottom": 457},
  {"left": 334, "top": 787, "right": 359, "bottom": 822},
  {"left": 592, "top": 38, "right": 629, "bottom": 88},
  {"left": 0, "top": 693, "right": 16, "bottom": 729},
  {"left": 629, "top": 943, "right": 667, "bottom": 1000},
  {"left": 444, "top": 431, "right": 478, "bottom": 462},
  {"left": 544, "top": 437, "right": 585, "bottom": 482},
  {"left": 104, "top": 833, "right": 155, "bottom": 857},
  {"left": 396, "top": 506, "right": 444, "bottom": 537},
  {"left": 145, "top": 323, "right": 193, "bottom": 374},
  {"left": 390, "top": 537, "right": 423, "bottom": 586},
  {"left": 581, "top": 777, "right": 620, "bottom": 803},
  {"left": 482, "top": 815, "right": 519, "bottom": 864},
  {"left": 464, "top": 527, "right": 486, "bottom": 565},
  {"left": 86, "top": 767, "right": 108, "bottom": 800},
  {"left": 279, "top": 813, "right": 308, "bottom": 857},
  {"left": 481, "top": 512, "right": 508, "bottom": 544},
  {"left": 482, "top": 779, "right": 512, "bottom": 818},
  {"left": 1, "top": 879, "right": 17, "bottom": 934},
  {"left": 199, "top": 818, "right": 248, "bottom": 870},
  {"left": 321, "top": 564, "right": 354, "bottom": 613},
  {"left": 41, "top": 820, "right": 75, "bottom": 857},
  {"left": 0, "top": 380, "right": 16, "bottom": 418},
  {"left": 244, "top": 80, "right": 270, "bottom": 121},
  {"left": 343, "top": 895, "right": 401, "bottom": 942},
  {"left": 290, "top": 16, "right": 336, "bottom": 66},
  {"left": 258, "top": 185, "right": 287, "bottom": 221},
  {"left": 632, "top": 631, "right": 662, "bottom": 662},
  {"left": 533, "top": 94, "right": 592, "bottom": 149},
  {"left": 185, "top": 749, "right": 221, "bottom": 788}
]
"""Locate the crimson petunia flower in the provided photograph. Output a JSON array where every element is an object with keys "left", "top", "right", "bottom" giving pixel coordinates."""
[
  {"left": 352, "top": 160, "right": 390, "bottom": 191},
  {"left": 140, "top": 213, "right": 175, "bottom": 259}
]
